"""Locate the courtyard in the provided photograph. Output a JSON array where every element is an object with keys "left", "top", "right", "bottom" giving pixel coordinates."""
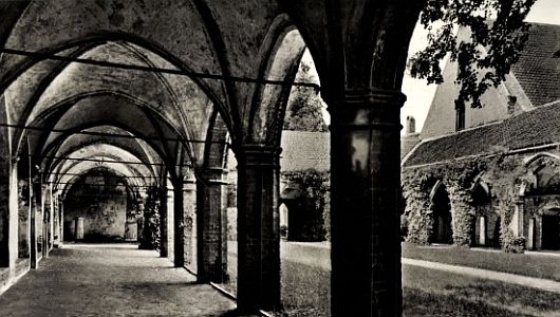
[
  {"left": 216, "top": 241, "right": 560, "bottom": 317},
  {"left": 2, "top": 242, "right": 558, "bottom": 317}
]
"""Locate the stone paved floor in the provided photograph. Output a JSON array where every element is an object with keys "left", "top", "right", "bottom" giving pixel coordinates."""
[{"left": 0, "top": 244, "right": 237, "bottom": 317}]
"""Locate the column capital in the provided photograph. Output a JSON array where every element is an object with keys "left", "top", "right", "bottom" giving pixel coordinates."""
[
  {"left": 236, "top": 145, "right": 282, "bottom": 169},
  {"left": 326, "top": 88, "right": 405, "bottom": 132},
  {"left": 197, "top": 167, "right": 229, "bottom": 185},
  {"left": 324, "top": 88, "right": 406, "bottom": 108},
  {"left": 182, "top": 178, "right": 197, "bottom": 189}
]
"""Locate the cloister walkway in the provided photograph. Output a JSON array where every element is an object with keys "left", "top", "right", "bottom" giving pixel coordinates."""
[{"left": 0, "top": 244, "right": 236, "bottom": 317}]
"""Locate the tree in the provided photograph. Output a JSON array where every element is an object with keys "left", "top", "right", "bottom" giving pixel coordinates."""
[
  {"left": 409, "top": 0, "right": 537, "bottom": 109},
  {"left": 283, "top": 57, "right": 329, "bottom": 132}
]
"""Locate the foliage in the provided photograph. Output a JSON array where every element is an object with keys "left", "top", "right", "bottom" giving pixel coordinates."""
[
  {"left": 283, "top": 58, "right": 328, "bottom": 132},
  {"left": 501, "top": 231, "right": 526, "bottom": 253},
  {"left": 402, "top": 159, "right": 487, "bottom": 245},
  {"left": 140, "top": 186, "right": 161, "bottom": 250},
  {"left": 410, "top": 0, "right": 537, "bottom": 109},
  {"left": 282, "top": 169, "right": 329, "bottom": 242},
  {"left": 402, "top": 152, "right": 535, "bottom": 251}
]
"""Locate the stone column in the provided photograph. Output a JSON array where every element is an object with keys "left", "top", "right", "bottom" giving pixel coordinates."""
[
  {"left": 58, "top": 200, "right": 64, "bottom": 248},
  {"left": 136, "top": 201, "right": 144, "bottom": 246},
  {"left": 159, "top": 184, "right": 168, "bottom": 258},
  {"left": 479, "top": 217, "right": 486, "bottom": 246},
  {"left": 197, "top": 168, "right": 228, "bottom": 283},
  {"left": 183, "top": 178, "right": 197, "bottom": 272},
  {"left": 0, "top": 115, "right": 15, "bottom": 269},
  {"left": 48, "top": 185, "right": 54, "bottom": 251},
  {"left": 0, "top": 158, "right": 18, "bottom": 269},
  {"left": 0, "top": 161, "right": 9, "bottom": 267},
  {"left": 32, "top": 180, "right": 43, "bottom": 262},
  {"left": 236, "top": 146, "right": 280, "bottom": 313},
  {"left": 7, "top": 163, "right": 19, "bottom": 273},
  {"left": 41, "top": 184, "right": 50, "bottom": 258},
  {"left": 327, "top": 90, "right": 405, "bottom": 317},
  {"left": 510, "top": 204, "right": 520, "bottom": 236},
  {"left": 30, "top": 181, "right": 38, "bottom": 269},
  {"left": 167, "top": 187, "right": 175, "bottom": 262},
  {"left": 527, "top": 218, "right": 535, "bottom": 250},
  {"left": 173, "top": 181, "right": 185, "bottom": 267},
  {"left": 517, "top": 200, "right": 525, "bottom": 237}
]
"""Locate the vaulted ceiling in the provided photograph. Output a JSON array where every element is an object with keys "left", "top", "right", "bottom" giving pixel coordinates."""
[{"left": 0, "top": 0, "right": 309, "bottom": 191}]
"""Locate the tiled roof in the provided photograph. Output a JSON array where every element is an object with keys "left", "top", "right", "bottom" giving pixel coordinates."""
[
  {"left": 404, "top": 100, "right": 560, "bottom": 167},
  {"left": 280, "top": 131, "right": 330, "bottom": 172},
  {"left": 511, "top": 23, "right": 560, "bottom": 107},
  {"left": 420, "top": 22, "right": 560, "bottom": 139},
  {"left": 224, "top": 131, "right": 330, "bottom": 174}
]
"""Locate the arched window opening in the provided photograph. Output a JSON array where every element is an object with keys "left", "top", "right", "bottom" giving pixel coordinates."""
[
  {"left": 471, "top": 181, "right": 493, "bottom": 247},
  {"left": 430, "top": 183, "right": 453, "bottom": 244},
  {"left": 534, "top": 164, "right": 560, "bottom": 192}
]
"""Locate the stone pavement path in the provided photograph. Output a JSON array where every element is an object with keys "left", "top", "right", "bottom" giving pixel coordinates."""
[
  {"left": 402, "top": 258, "right": 560, "bottom": 294},
  {"left": 0, "top": 244, "right": 236, "bottom": 317}
]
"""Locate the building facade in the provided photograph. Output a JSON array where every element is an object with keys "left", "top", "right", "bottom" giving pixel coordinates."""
[{"left": 402, "top": 23, "right": 560, "bottom": 252}]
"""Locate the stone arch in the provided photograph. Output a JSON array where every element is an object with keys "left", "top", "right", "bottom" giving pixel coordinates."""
[
  {"left": 14, "top": 91, "right": 185, "bottom": 161},
  {"left": 17, "top": 92, "right": 190, "bottom": 183},
  {"left": 523, "top": 152, "right": 560, "bottom": 168},
  {"left": 51, "top": 146, "right": 152, "bottom": 184},
  {"left": 0, "top": 93, "right": 17, "bottom": 268},
  {"left": 40, "top": 126, "right": 161, "bottom": 178},
  {"left": 59, "top": 165, "right": 145, "bottom": 201},
  {"left": 430, "top": 181, "right": 453, "bottom": 244},
  {"left": 202, "top": 110, "right": 230, "bottom": 170},
  {"left": 470, "top": 178, "right": 495, "bottom": 247},
  {"left": 245, "top": 29, "right": 307, "bottom": 146},
  {"left": 0, "top": 14, "right": 225, "bottom": 108}
]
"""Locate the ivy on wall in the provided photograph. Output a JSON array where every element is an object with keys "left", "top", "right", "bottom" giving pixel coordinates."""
[
  {"left": 282, "top": 169, "right": 330, "bottom": 242},
  {"left": 402, "top": 153, "right": 536, "bottom": 251},
  {"left": 140, "top": 186, "right": 161, "bottom": 250}
]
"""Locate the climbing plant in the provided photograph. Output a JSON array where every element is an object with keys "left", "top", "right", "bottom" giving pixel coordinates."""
[
  {"left": 402, "top": 152, "right": 535, "bottom": 251},
  {"left": 283, "top": 58, "right": 328, "bottom": 132},
  {"left": 411, "top": 0, "right": 537, "bottom": 109},
  {"left": 140, "top": 186, "right": 161, "bottom": 250},
  {"left": 282, "top": 169, "right": 329, "bottom": 241}
]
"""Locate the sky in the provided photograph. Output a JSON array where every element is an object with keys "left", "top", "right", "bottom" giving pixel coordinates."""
[
  {"left": 314, "top": 0, "right": 560, "bottom": 133},
  {"left": 400, "top": 0, "right": 560, "bottom": 134}
]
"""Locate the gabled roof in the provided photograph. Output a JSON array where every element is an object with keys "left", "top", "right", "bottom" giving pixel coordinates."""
[
  {"left": 280, "top": 131, "right": 330, "bottom": 172},
  {"left": 420, "top": 22, "right": 560, "bottom": 139},
  {"left": 404, "top": 100, "right": 560, "bottom": 167}
]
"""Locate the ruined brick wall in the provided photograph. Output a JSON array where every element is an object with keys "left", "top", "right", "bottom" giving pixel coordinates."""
[{"left": 63, "top": 173, "right": 130, "bottom": 242}]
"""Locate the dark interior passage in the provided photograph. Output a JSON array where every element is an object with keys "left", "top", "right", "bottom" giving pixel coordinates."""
[
  {"left": 431, "top": 184, "right": 453, "bottom": 244},
  {"left": 542, "top": 215, "right": 560, "bottom": 250}
]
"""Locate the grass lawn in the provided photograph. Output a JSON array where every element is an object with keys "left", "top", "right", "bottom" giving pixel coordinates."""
[
  {"left": 278, "top": 261, "right": 560, "bottom": 317},
  {"left": 220, "top": 249, "right": 560, "bottom": 317},
  {"left": 402, "top": 242, "right": 560, "bottom": 281}
]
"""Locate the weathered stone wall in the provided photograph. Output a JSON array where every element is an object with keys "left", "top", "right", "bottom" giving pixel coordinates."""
[
  {"left": 63, "top": 173, "right": 130, "bottom": 242},
  {"left": 403, "top": 149, "right": 560, "bottom": 251}
]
